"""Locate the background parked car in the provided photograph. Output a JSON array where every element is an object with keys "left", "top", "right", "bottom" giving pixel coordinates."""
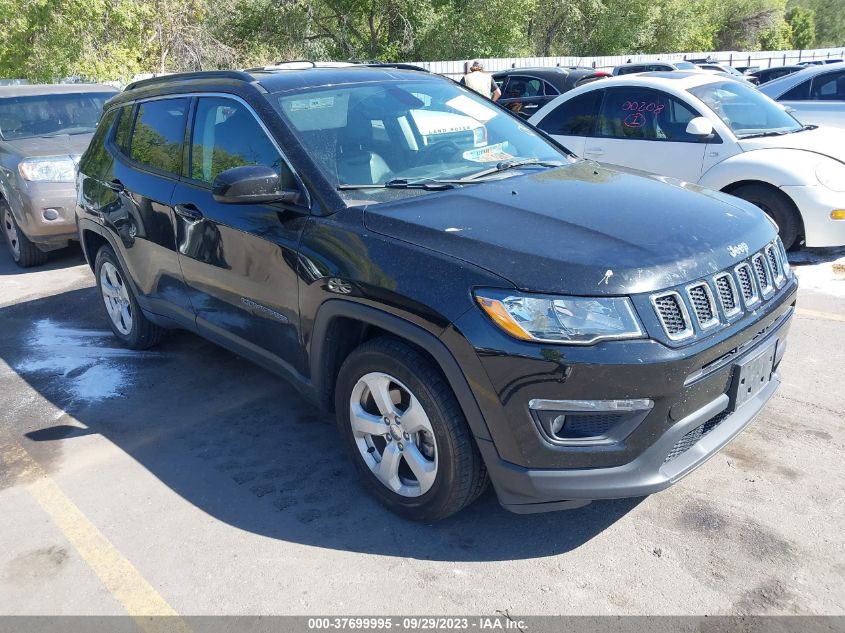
[
  {"left": 751, "top": 65, "right": 805, "bottom": 85},
  {"left": 696, "top": 63, "right": 759, "bottom": 84},
  {"left": 0, "top": 83, "right": 118, "bottom": 266},
  {"left": 528, "top": 72, "right": 845, "bottom": 250},
  {"left": 759, "top": 62, "right": 845, "bottom": 129},
  {"left": 612, "top": 61, "right": 697, "bottom": 75},
  {"left": 492, "top": 67, "right": 608, "bottom": 118}
]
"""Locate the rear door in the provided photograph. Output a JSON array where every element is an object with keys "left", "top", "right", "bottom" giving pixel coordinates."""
[
  {"left": 102, "top": 98, "right": 195, "bottom": 324},
  {"left": 583, "top": 87, "right": 708, "bottom": 182},
  {"left": 171, "top": 95, "right": 309, "bottom": 375}
]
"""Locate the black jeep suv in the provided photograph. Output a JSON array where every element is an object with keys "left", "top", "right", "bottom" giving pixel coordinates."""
[{"left": 76, "top": 67, "right": 797, "bottom": 520}]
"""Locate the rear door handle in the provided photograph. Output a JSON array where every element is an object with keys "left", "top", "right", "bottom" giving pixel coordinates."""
[{"left": 174, "top": 203, "right": 203, "bottom": 221}]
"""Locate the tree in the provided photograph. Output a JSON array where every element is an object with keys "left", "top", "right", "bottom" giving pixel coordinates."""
[{"left": 786, "top": 5, "right": 815, "bottom": 48}]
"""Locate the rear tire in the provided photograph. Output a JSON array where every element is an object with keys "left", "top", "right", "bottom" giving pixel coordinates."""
[
  {"left": 2, "top": 201, "right": 48, "bottom": 268},
  {"left": 730, "top": 184, "right": 801, "bottom": 250},
  {"left": 335, "top": 336, "right": 488, "bottom": 521},
  {"left": 94, "top": 245, "right": 163, "bottom": 349}
]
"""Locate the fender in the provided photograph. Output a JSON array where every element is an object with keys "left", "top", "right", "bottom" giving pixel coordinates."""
[
  {"left": 700, "top": 148, "right": 820, "bottom": 192},
  {"left": 310, "top": 299, "right": 492, "bottom": 441}
]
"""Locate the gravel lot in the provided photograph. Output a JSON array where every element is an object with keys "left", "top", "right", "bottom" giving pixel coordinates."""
[{"left": 1, "top": 244, "right": 843, "bottom": 617}]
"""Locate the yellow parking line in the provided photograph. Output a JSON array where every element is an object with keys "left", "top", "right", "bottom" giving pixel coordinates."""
[
  {"left": 1, "top": 438, "right": 190, "bottom": 633},
  {"left": 796, "top": 307, "right": 845, "bottom": 323}
]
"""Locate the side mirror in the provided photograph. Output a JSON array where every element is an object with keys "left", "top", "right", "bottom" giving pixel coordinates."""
[
  {"left": 212, "top": 165, "right": 301, "bottom": 205},
  {"left": 686, "top": 116, "right": 714, "bottom": 139}
]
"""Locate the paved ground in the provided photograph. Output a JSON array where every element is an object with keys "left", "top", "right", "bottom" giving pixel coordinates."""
[{"left": 0, "top": 244, "right": 843, "bottom": 617}]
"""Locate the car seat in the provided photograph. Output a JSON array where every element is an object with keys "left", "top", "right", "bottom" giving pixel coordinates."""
[{"left": 336, "top": 117, "right": 392, "bottom": 185}]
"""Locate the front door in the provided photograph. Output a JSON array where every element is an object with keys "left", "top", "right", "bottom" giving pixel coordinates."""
[
  {"left": 585, "top": 87, "right": 708, "bottom": 183},
  {"left": 171, "top": 96, "right": 309, "bottom": 375}
]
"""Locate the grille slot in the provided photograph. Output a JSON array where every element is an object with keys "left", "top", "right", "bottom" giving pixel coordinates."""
[
  {"left": 664, "top": 409, "right": 731, "bottom": 463},
  {"left": 735, "top": 263, "right": 759, "bottom": 307},
  {"left": 752, "top": 254, "right": 774, "bottom": 297},
  {"left": 651, "top": 292, "right": 692, "bottom": 340},
  {"left": 714, "top": 273, "right": 741, "bottom": 318},
  {"left": 765, "top": 244, "right": 785, "bottom": 288},
  {"left": 686, "top": 282, "right": 719, "bottom": 329}
]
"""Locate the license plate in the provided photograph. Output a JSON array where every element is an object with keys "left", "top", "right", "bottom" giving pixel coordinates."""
[{"left": 730, "top": 339, "right": 777, "bottom": 411}]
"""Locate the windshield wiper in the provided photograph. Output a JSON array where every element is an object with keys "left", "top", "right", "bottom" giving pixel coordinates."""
[
  {"left": 459, "top": 158, "right": 565, "bottom": 181},
  {"left": 739, "top": 130, "right": 791, "bottom": 139},
  {"left": 338, "top": 178, "right": 459, "bottom": 191}
]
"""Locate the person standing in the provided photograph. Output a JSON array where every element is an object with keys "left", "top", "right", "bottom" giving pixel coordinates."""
[{"left": 460, "top": 61, "right": 501, "bottom": 101}]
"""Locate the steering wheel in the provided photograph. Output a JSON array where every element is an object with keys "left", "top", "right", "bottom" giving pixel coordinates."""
[{"left": 418, "top": 140, "right": 463, "bottom": 165}]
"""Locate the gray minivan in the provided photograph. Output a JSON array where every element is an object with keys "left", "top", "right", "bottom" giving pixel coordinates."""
[{"left": 0, "top": 84, "right": 117, "bottom": 266}]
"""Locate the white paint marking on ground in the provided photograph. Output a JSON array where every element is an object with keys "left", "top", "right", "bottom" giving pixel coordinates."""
[{"left": 14, "top": 319, "right": 158, "bottom": 402}]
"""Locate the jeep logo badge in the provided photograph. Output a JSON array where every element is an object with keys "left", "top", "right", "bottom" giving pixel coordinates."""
[{"left": 727, "top": 242, "right": 750, "bottom": 258}]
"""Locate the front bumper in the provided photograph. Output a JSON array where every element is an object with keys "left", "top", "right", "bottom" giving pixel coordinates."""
[
  {"left": 781, "top": 184, "right": 845, "bottom": 247},
  {"left": 448, "top": 280, "right": 796, "bottom": 514},
  {"left": 8, "top": 180, "right": 77, "bottom": 250}
]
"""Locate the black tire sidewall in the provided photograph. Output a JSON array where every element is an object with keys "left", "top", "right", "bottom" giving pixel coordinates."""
[
  {"left": 733, "top": 185, "right": 800, "bottom": 250},
  {"left": 94, "top": 246, "right": 142, "bottom": 347},
  {"left": 335, "top": 344, "right": 464, "bottom": 520}
]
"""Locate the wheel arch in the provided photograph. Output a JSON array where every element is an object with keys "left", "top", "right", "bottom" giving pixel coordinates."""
[
  {"left": 310, "top": 300, "right": 492, "bottom": 442},
  {"left": 720, "top": 179, "right": 805, "bottom": 243}
]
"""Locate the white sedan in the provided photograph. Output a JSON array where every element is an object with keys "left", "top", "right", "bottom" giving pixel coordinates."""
[{"left": 528, "top": 72, "right": 845, "bottom": 249}]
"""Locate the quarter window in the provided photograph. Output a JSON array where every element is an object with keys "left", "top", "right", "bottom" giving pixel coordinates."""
[
  {"left": 129, "top": 98, "right": 188, "bottom": 175},
  {"left": 190, "top": 97, "right": 291, "bottom": 187},
  {"left": 536, "top": 90, "right": 602, "bottom": 136},
  {"left": 598, "top": 88, "right": 702, "bottom": 142}
]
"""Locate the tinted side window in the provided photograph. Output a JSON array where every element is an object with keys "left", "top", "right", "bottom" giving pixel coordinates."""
[
  {"left": 129, "top": 98, "right": 188, "bottom": 175},
  {"left": 114, "top": 105, "right": 134, "bottom": 153},
  {"left": 79, "top": 109, "right": 117, "bottom": 176},
  {"left": 536, "top": 90, "right": 602, "bottom": 136},
  {"left": 190, "top": 97, "right": 293, "bottom": 188},
  {"left": 542, "top": 81, "right": 559, "bottom": 96},
  {"left": 811, "top": 71, "right": 845, "bottom": 100},
  {"left": 781, "top": 79, "right": 811, "bottom": 101},
  {"left": 599, "top": 88, "right": 702, "bottom": 141},
  {"left": 503, "top": 76, "right": 542, "bottom": 99}
]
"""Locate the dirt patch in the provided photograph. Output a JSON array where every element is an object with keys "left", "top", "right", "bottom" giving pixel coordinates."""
[{"left": 2, "top": 546, "right": 68, "bottom": 585}]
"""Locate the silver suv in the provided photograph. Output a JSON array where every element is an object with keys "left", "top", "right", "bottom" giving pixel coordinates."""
[{"left": 0, "top": 83, "right": 117, "bottom": 266}]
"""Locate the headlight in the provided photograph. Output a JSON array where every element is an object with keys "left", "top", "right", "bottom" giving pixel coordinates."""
[
  {"left": 475, "top": 290, "right": 644, "bottom": 345},
  {"left": 18, "top": 156, "right": 76, "bottom": 182},
  {"left": 816, "top": 161, "right": 845, "bottom": 192}
]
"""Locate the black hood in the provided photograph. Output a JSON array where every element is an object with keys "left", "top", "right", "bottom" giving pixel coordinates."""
[{"left": 363, "top": 162, "right": 778, "bottom": 296}]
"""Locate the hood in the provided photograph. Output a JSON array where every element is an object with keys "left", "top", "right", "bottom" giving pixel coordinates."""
[
  {"left": 738, "top": 126, "right": 845, "bottom": 163},
  {"left": 1, "top": 132, "right": 95, "bottom": 158},
  {"left": 363, "top": 162, "right": 777, "bottom": 296}
]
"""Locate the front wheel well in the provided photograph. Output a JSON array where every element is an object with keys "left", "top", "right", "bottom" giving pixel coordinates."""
[
  {"left": 81, "top": 229, "right": 109, "bottom": 271},
  {"left": 720, "top": 180, "right": 805, "bottom": 246}
]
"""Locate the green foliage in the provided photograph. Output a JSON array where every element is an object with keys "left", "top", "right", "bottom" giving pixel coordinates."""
[
  {"left": 786, "top": 5, "right": 815, "bottom": 48},
  {"left": 0, "top": 0, "right": 842, "bottom": 82}
]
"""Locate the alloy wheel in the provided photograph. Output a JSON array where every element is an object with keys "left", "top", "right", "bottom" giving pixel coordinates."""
[
  {"left": 349, "top": 372, "right": 438, "bottom": 497},
  {"left": 3, "top": 209, "right": 20, "bottom": 260},
  {"left": 100, "top": 261, "right": 133, "bottom": 335}
]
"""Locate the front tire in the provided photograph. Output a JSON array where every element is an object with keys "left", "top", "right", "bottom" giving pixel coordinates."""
[
  {"left": 730, "top": 184, "right": 801, "bottom": 250},
  {"left": 335, "top": 337, "right": 488, "bottom": 521},
  {"left": 2, "top": 201, "right": 48, "bottom": 268},
  {"left": 94, "top": 246, "right": 163, "bottom": 349}
]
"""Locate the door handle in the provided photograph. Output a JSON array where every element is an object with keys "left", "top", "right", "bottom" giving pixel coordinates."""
[
  {"left": 174, "top": 203, "right": 203, "bottom": 221},
  {"left": 523, "top": 103, "right": 539, "bottom": 110},
  {"left": 106, "top": 179, "right": 125, "bottom": 193}
]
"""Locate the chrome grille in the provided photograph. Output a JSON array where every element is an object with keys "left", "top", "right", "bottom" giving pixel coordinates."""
[
  {"left": 686, "top": 283, "right": 718, "bottom": 329},
  {"left": 714, "top": 273, "right": 741, "bottom": 318},
  {"left": 752, "top": 253, "right": 774, "bottom": 297},
  {"left": 650, "top": 240, "right": 789, "bottom": 342},
  {"left": 735, "top": 263, "right": 759, "bottom": 307},
  {"left": 651, "top": 292, "right": 692, "bottom": 340},
  {"left": 765, "top": 244, "right": 785, "bottom": 288}
]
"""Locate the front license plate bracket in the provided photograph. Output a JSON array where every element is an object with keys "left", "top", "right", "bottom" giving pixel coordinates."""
[{"left": 729, "top": 339, "right": 777, "bottom": 411}]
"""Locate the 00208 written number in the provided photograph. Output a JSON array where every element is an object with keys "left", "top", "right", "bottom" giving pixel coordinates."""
[{"left": 621, "top": 101, "right": 665, "bottom": 115}]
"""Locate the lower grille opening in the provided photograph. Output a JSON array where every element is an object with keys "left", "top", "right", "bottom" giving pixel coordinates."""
[
  {"left": 552, "top": 413, "right": 622, "bottom": 439},
  {"left": 664, "top": 409, "right": 731, "bottom": 463}
]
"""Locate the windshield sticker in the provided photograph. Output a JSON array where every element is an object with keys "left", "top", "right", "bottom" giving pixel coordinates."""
[
  {"left": 446, "top": 95, "right": 499, "bottom": 122},
  {"left": 462, "top": 142, "right": 513, "bottom": 162},
  {"left": 289, "top": 96, "right": 335, "bottom": 111}
]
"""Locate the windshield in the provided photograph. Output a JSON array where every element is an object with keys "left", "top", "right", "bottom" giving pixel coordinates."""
[
  {"left": 272, "top": 79, "right": 570, "bottom": 203},
  {"left": 0, "top": 92, "right": 114, "bottom": 140},
  {"left": 688, "top": 81, "right": 802, "bottom": 137}
]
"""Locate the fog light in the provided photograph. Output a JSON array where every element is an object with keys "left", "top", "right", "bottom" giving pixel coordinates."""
[
  {"left": 42, "top": 208, "right": 60, "bottom": 221},
  {"left": 831, "top": 210, "right": 845, "bottom": 220},
  {"left": 529, "top": 398, "right": 654, "bottom": 446}
]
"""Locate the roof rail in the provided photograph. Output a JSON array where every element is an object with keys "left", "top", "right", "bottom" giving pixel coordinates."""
[
  {"left": 125, "top": 70, "right": 255, "bottom": 91},
  {"left": 364, "top": 62, "right": 429, "bottom": 73}
]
